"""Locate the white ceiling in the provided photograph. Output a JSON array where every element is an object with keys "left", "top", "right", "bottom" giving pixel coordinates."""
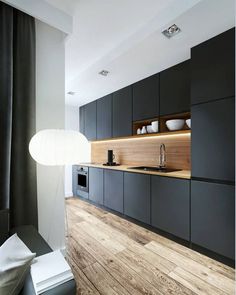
[
  {"left": 44, "top": 0, "right": 79, "bottom": 15},
  {"left": 61, "top": 0, "right": 235, "bottom": 106}
]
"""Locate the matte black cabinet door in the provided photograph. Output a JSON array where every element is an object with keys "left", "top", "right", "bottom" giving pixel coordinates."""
[
  {"left": 151, "top": 176, "right": 190, "bottom": 240},
  {"left": 72, "top": 165, "right": 77, "bottom": 196},
  {"left": 192, "top": 97, "right": 235, "bottom": 182},
  {"left": 79, "top": 106, "right": 85, "bottom": 135},
  {"left": 133, "top": 74, "right": 159, "bottom": 121},
  {"left": 97, "top": 94, "right": 112, "bottom": 140},
  {"left": 191, "top": 28, "right": 235, "bottom": 104},
  {"left": 84, "top": 101, "right": 97, "bottom": 141},
  {"left": 89, "top": 168, "right": 103, "bottom": 205},
  {"left": 160, "top": 60, "right": 190, "bottom": 115},
  {"left": 112, "top": 86, "right": 132, "bottom": 137},
  {"left": 191, "top": 180, "right": 235, "bottom": 260},
  {"left": 124, "top": 172, "right": 150, "bottom": 224},
  {"left": 104, "top": 170, "right": 123, "bottom": 213}
]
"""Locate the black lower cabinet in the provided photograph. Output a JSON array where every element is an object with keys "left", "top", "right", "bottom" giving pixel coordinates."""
[
  {"left": 104, "top": 170, "right": 123, "bottom": 213},
  {"left": 151, "top": 176, "right": 190, "bottom": 240},
  {"left": 89, "top": 168, "right": 104, "bottom": 205},
  {"left": 72, "top": 165, "right": 77, "bottom": 196},
  {"left": 124, "top": 172, "right": 150, "bottom": 224},
  {"left": 191, "top": 180, "right": 235, "bottom": 260}
]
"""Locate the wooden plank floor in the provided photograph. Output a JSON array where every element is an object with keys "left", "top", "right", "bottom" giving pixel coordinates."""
[{"left": 66, "top": 197, "right": 235, "bottom": 295}]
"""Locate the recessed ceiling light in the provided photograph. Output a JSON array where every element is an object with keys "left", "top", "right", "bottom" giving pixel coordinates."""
[
  {"left": 67, "top": 91, "right": 76, "bottom": 95},
  {"left": 99, "top": 70, "right": 109, "bottom": 76},
  {"left": 162, "top": 24, "right": 181, "bottom": 38}
]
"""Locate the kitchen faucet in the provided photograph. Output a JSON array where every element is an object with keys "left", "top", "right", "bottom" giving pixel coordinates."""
[{"left": 159, "top": 143, "right": 166, "bottom": 168}]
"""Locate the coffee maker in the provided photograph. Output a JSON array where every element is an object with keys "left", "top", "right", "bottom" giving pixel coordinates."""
[{"left": 103, "top": 150, "right": 119, "bottom": 166}]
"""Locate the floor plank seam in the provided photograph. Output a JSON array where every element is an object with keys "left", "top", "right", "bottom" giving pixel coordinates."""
[
  {"left": 66, "top": 198, "right": 235, "bottom": 295},
  {"left": 67, "top": 250, "right": 102, "bottom": 295}
]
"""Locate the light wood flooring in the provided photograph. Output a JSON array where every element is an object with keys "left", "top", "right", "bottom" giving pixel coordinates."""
[{"left": 66, "top": 197, "right": 235, "bottom": 295}]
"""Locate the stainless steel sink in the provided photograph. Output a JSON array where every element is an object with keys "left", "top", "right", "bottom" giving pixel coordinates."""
[{"left": 128, "top": 166, "right": 181, "bottom": 173}]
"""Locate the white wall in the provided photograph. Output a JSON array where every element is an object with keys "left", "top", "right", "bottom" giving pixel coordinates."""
[
  {"left": 36, "top": 20, "right": 66, "bottom": 250},
  {"left": 65, "top": 105, "right": 79, "bottom": 197}
]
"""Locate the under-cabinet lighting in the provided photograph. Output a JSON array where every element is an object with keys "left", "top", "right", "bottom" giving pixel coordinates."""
[{"left": 91, "top": 131, "right": 191, "bottom": 144}]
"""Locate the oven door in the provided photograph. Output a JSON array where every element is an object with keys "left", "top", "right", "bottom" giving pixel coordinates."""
[{"left": 77, "top": 171, "right": 88, "bottom": 192}]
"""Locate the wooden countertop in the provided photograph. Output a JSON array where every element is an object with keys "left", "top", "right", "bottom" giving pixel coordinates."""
[{"left": 78, "top": 163, "right": 191, "bottom": 179}]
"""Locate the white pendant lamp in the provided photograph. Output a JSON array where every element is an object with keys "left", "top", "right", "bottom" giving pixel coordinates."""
[{"left": 29, "top": 129, "right": 90, "bottom": 166}]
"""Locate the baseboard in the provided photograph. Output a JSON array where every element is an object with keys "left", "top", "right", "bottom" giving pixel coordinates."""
[{"left": 65, "top": 191, "right": 73, "bottom": 198}]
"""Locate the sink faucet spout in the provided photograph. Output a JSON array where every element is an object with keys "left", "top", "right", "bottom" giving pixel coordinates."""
[{"left": 159, "top": 144, "right": 166, "bottom": 168}]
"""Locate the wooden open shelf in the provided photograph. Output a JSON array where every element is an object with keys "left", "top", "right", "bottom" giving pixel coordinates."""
[
  {"left": 159, "top": 112, "right": 191, "bottom": 133},
  {"left": 132, "top": 112, "right": 191, "bottom": 137},
  {"left": 132, "top": 117, "right": 159, "bottom": 135}
]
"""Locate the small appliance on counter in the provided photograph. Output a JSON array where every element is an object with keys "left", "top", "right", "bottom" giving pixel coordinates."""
[{"left": 103, "top": 150, "right": 120, "bottom": 166}]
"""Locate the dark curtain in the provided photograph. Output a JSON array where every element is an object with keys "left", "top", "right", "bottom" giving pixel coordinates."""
[{"left": 0, "top": 2, "right": 38, "bottom": 229}]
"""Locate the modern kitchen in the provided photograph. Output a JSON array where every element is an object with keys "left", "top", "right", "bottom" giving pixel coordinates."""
[
  {"left": 0, "top": 1, "right": 234, "bottom": 294},
  {"left": 72, "top": 25, "right": 235, "bottom": 271}
]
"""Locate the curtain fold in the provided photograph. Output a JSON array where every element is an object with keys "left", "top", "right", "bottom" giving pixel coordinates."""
[
  {"left": 0, "top": 2, "right": 13, "bottom": 211},
  {"left": 0, "top": 2, "right": 38, "bottom": 229}
]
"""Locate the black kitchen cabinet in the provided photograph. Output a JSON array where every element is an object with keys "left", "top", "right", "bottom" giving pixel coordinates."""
[
  {"left": 104, "top": 170, "right": 123, "bottom": 213},
  {"left": 191, "top": 28, "right": 235, "bottom": 105},
  {"left": 89, "top": 168, "right": 103, "bottom": 205},
  {"left": 97, "top": 94, "right": 112, "bottom": 140},
  {"left": 112, "top": 86, "right": 132, "bottom": 137},
  {"left": 191, "top": 180, "right": 235, "bottom": 260},
  {"left": 132, "top": 74, "right": 159, "bottom": 121},
  {"left": 79, "top": 106, "right": 85, "bottom": 135},
  {"left": 84, "top": 101, "right": 97, "bottom": 141},
  {"left": 151, "top": 176, "right": 190, "bottom": 240},
  {"left": 72, "top": 165, "right": 77, "bottom": 196},
  {"left": 124, "top": 172, "right": 150, "bottom": 224},
  {"left": 191, "top": 97, "right": 235, "bottom": 182},
  {"left": 160, "top": 60, "right": 190, "bottom": 115}
]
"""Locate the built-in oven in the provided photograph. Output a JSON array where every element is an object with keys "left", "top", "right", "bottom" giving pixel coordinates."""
[{"left": 73, "top": 165, "right": 89, "bottom": 199}]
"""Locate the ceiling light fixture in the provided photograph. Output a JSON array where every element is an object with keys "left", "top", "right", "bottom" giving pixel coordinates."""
[
  {"left": 67, "top": 91, "right": 76, "bottom": 95},
  {"left": 162, "top": 24, "right": 181, "bottom": 38},
  {"left": 99, "top": 70, "right": 109, "bottom": 76}
]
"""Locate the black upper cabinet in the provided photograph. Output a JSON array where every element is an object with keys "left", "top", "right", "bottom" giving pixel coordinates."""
[
  {"left": 112, "top": 86, "right": 132, "bottom": 137},
  {"left": 79, "top": 106, "right": 85, "bottom": 135},
  {"left": 160, "top": 60, "right": 190, "bottom": 115},
  {"left": 191, "top": 180, "right": 235, "bottom": 260},
  {"left": 191, "top": 28, "right": 235, "bottom": 104},
  {"left": 192, "top": 97, "right": 235, "bottom": 182},
  {"left": 84, "top": 101, "right": 97, "bottom": 141},
  {"left": 151, "top": 176, "right": 190, "bottom": 241},
  {"left": 132, "top": 74, "right": 159, "bottom": 121},
  {"left": 104, "top": 170, "right": 124, "bottom": 213},
  {"left": 124, "top": 172, "right": 150, "bottom": 224},
  {"left": 97, "top": 94, "right": 112, "bottom": 140}
]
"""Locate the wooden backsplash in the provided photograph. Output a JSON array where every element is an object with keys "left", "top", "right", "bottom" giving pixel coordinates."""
[{"left": 91, "top": 134, "right": 191, "bottom": 170}]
